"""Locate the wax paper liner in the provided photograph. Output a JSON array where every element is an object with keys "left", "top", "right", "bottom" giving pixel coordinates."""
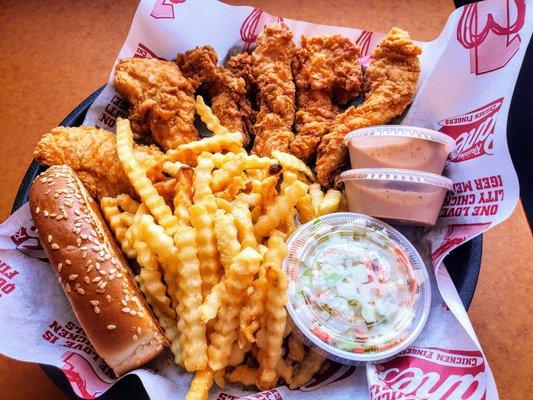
[{"left": 1, "top": 0, "right": 531, "bottom": 398}]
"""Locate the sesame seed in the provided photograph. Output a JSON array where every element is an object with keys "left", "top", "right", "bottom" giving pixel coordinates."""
[
  {"left": 97, "top": 256, "right": 105, "bottom": 262},
  {"left": 76, "top": 238, "right": 81, "bottom": 247},
  {"left": 156, "top": 344, "right": 163, "bottom": 352},
  {"left": 96, "top": 288, "right": 105, "bottom": 293},
  {"left": 51, "top": 243, "right": 59, "bottom": 250},
  {"left": 90, "top": 230, "right": 97, "bottom": 238},
  {"left": 106, "top": 295, "right": 112, "bottom": 302},
  {"left": 110, "top": 268, "right": 117, "bottom": 274},
  {"left": 95, "top": 262, "right": 101, "bottom": 270},
  {"left": 107, "top": 325, "right": 116, "bottom": 330},
  {"left": 94, "top": 306, "right": 100, "bottom": 314},
  {"left": 100, "top": 282, "right": 108, "bottom": 289},
  {"left": 47, "top": 235, "right": 52, "bottom": 243},
  {"left": 137, "top": 327, "right": 141, "bottom": 335},
  {"left": 92, "top": 277, "right": 101, "bottom": 283},
  {"left": 77, "top": 288, "right": 85, "bottom": 295},
  {"left": 65, "top": 260, "right": 72, "bottom": 266},
  {"left": 74, "top": 283, "right": 80, "bottom": 289},
  {"left": 92, "top": 246, "right": 100, "bottom": 252},
  {"left": 43, "top": 211, "right": 49, "bottom": 217},
  {"left": 45, "top": 189, "right": 51, "bottom": 195},
  {"left": 90, "top": 300, "right": 99, "bottom": 306},
  {"left": 68, "top": 274, "right": 78, "bottom": 281},
  {"left": 121, "top": 299, "right": 127, "bottom": 306},
  {"left": 116, "top": 273, "right": 123, "bottom": 278},
  {"left": 65, "top": 283, "right": 71, "bottom": 292},
  {"left": 132, "top": 335, "right": 138, "bottom": 341},
  {"left": 55, "top": 215, "right": 63, "bottom": 220},
  {"left": 57, "top": 263, "right": 63, "bottom": 272},
  {"left": 122, "top": 307, "right": 131, "bottom": 313},
  {"left": 66, "top": 246, "right": 75, "bottom": 251},
  {"left": 50, "top": 213, "right": 57, "bottom": 218},
  {"left": 130, "top": 310, "right": 136, "bottom": 316},
  {"left": 99, "top": 270, "right": 107, "bottom": 276},
  {"left": 109, "top": 274, "right": 115, "bottom": 281},
  {"left": 87, "top": 265, "right": 93, "bottom": 273},
  {"left": 35, "top": 207, "right": 40, "bottom": 214},
  {"left": 82, "top": 251, "right": 87, "bottom": 259},
  {"left": 84, "top": 276, "right": 90, "bottom": 284},
  {"left": 80, "top": 246, "right": 88, "bottom": 251}
]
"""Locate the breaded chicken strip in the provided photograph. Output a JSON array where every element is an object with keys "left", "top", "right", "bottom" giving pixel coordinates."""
[
  {"left": 33, "top": 126, "right": 166, "bottom": 199},
  {"left": 316, "top": 28, "right": 422, "bottom": 186},
  {"left": 251, "top": 23, "right": 296, "bottom": 156},
  {"left": 177, "top": 46, "right": 254, "bottom": 146},
  {"left": 291, "top": 35, "right": 362, "bottom": 162},
  {"left": 114, "top": 58, "right": 197, "bottom": 151}
]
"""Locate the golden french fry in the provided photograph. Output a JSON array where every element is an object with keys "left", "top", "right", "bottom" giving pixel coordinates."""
[
  {"left": 116, "top": 193, "right": 140, "bottom": 214},
  {"left": 116, "top": 118, "right": 179, "bottom": 236},
  {"left": 185, "top": 370, "right": 213, "bottom": 400},
  {"left": 174, "top": 224, "right": 207, "bottom": 372},
  {"left": 277, "top": 357, "right": 294, "bottom": 386},
  {"left": 208, "top": 248, "right": 261, "bottom": 371},
  {"left": 232, "top": 201, "right": 257, "bottom": 250},
  {"left": 213, "top": 369, "right": 226, "bottom": 388},
  {"left": 296, "top": 194, "right": 316, "bottom": 223},
  {"left": 317, "top": 189, "right": 342, "bottom": 216},
  {"left": 211, "top": 154, "right": 246, "bottom": 192},
  {"left": 189, "top": 203, "right": 222, "bottom": 296},
  {"left": 228, "top": 340, "right": 252, "bottom": 367},
  {"left": 193, "top": 152, "right": 215, "bottom": 204},
  {"left": 214, "top": 209, "right": 241, "bottom": 272},
  {"left": 100, "top": 196, "right": 137, "bottom": 259},
  {"left": 290, "top": 351, "right": 326, "bottom": 389},
  {"left": 214, "top": 197, "right": 233, "bottom": 213},
  {"left": 250, "top": 205, "right": 263, "bottom": 224},
  {"left": 272, "top": 150, "right": 314, "bottom": 181},
  {"left": 214, "top": 175, "right": 248, "bottom": 201},
  {"left": 254, "top": 180, "right": 307, "bottom": 241},
  {"left": 199, "top": 279, "right": 225, "bottom": 324},
  {"left": 162, "top": 160, "right": 189, "bottom": 177},
  {"left": 251, "top": 176, "right": 278, "bottom": 208},
  {"left": 279, "top": 207, "right": 297, "bottom": 236},
  {"left": 281, "top": 171, "right": 298, "bottom": 189},
  {"left": 120, "top": 211, "right": 135, "bottom": 226},
  {"left": 256, "top": 236, "right": 289, "bottom": 390},
  {"left": 196, "top": 95, "right": 229, "bottom": 136},
  {"left": 309, "top": 183, "right": 324, "bottom": 214},
  {"left": 235, "top": 192, "right": 262, "bottom": 208},
  {"left": 168, "top": 132, "right": 244, "bottom": 165},
  {"left": 173, "top": 165, "right": 194, "bottom": 225},
  {"left": 227, "top": 365, "right": 258, "bottom": 387},
  {"left": 239, "top": 266, "right": 267, "bottom": 345},
  {"left": 288, "top": 333, "right": 305, "bottom": 362}
]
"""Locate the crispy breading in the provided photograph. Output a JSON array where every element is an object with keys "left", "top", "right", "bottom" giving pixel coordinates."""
[
  {"left": 290, "top": 34, "right": 361, "bottom": 162},
  {"left": 315, "top": 27, "right": 422, "bottom": 186},
  {"left": 114, "top": 57, "right": 198, "bottom": 151},
  {"left": 251, "top": 23, "right": 296, "bottom": 156},
  {"left": 177, "top": 46, "right": 254, "bottom": 146},
  {"left": 33, "top": 126, "right": 165, "bottom": 199}
]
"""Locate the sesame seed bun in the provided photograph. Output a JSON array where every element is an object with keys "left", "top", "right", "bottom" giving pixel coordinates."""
[{"left": 29, "top": 165, "right": 168, "bottom": 376}]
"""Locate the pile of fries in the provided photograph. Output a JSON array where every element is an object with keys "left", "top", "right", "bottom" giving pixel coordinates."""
[{"left": 100, "top": 97, "right": 343, "bottom": 399}]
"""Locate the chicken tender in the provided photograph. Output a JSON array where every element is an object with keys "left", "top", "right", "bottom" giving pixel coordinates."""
[
  {"left": 33, "top": 126, "right": 166, "bottom": 199},
  {"left": 291, "top": 35, "right": 361, "bottom": 162},
  {"left": 114, "top": 58, "right": 197, "bottom": 151},
  {"left": 177, "top": 46, "right": 254, "bottom": 146},
  {"left": 251, "top": 23, "right": 296, "bottom": 156},
  {"left": 316, "top": 27, "right": 422, "bottom": 186}
]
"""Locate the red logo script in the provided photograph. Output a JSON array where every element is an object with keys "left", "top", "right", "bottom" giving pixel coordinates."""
[
  {"left": 432, "top": 222, "right": 491, "bottom": 266},
  {"left": 150, "top": 0, "right": 186, "bottom": 19},
  {"left": 10, "top": 225, "right": 47, "bottom": 260},
  {"left": 240, "top": 9, "right": 283, "bottom": 51},
  {"left": 370, "top": 347, "right": 487, "bottom": 400},
  {"left": 457, "top": 0, "right": 526, "bottom": 75},
  {"left": 438, "top": 98, "right": 503, "bottom": 163},
  {"left": 60, "top": 352, "right": 112, "bottom": 399}
]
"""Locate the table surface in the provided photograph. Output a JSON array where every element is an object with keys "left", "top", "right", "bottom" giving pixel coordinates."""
[{"left": 0, "top": 0, "right": 531, "bottom": 399}]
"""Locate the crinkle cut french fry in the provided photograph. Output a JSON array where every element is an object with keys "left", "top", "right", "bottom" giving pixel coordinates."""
[
  {"left": 250, "top": 205, "right": 263, "bottom": 224},
  {"left": 288, "top": 333, "right": 305, "bottom": 362},
  {"left": 227, "top": 365, "right": 258, "bottom": 387},
  {"left": 214, "top": 209, "right": 241, "bottom": 272},
  {"left": 213, "top": 369, "right": 226, "bottom": 388},
  {"left": 214, "top": 197, "right": 233, "bottom": 213},
  {"left": 193, "top": 153, "right": 215, "bottom": 204},
  {"left": 290, "top": 351, "right": 326, "bottom": 389},
  {"left": 210, "top": 152, "right": 275, "bottom": 171},
  {"left": 189, "top": 203, "right": 222, "bottom": 296},
  {"left": 116, "top": 193, "right": 140, "bottom": 214},
  {"left": 251, "top": 176, "right": 278, "bottom": 208},
  {"left": 167, "top": 132, "right": 244, "bottom": 165},
  {"left": 185, "top": 370, "right": 213, "bottom": 400},
  {"left": 100, "top": 196, "right": 137, "bottom": 259},
  {"left": 120, "top": 211, "right": 135, "bottom": 226},
  {"left": 136, "top": 275, "right": 182, "bottom": 366},
  {"left": 232, "top": 201, "right": 257, "bottom": 250},
  {"left": 211, "top": 155, "right": 247, "bottom": 192},
  {"left": 317, "top": 189, "right": 342, "bottom": 216},
  {"left": 297, "top": 193, "right": 316, "bottom": 223},
  {"left": 235, "top": 192, "right": 262, "bottom": 207},
  {"left": 199, "top": 279, "right": 225, "bottom": 324},
  {"left": 214, "top": 175, "right": 248, "bottom": 201},
  {"left": 228, "top": 340, "right": 252, "bottom": 367},
  {"left": 239, "top": 266, "right": 267, "bottom": 345},
  {"left": 279, "top": 207, "right": 296, "bottom": 236},
  {"left": 173, "top": 165, "right": 194, "bottom": 225},
  {"left": 196, "top": 95, "right": 229, "bottom": 136},
  {"left": 256, "top": 236, "right": 288, "bottom": 390},
  {"left": 208, "top": 248, "right": 261, "bottom": 371},
  {"left": 281, "top": 171, "right": 298, "bottom": 189},
  {"left": 174, "top": 225, "right": 207, "bottom": 371},
  {"left": 254, "top": 180, "right": 307, "bottom": 241},
  {"left": 116, "top": 118, "right": 179, "bottom": 236},
  {"left": 309, "top": 183, "right": 324, "bottom": 214},
  {"left": 272, "top": 150, "right": 314, "bottom": 181}
]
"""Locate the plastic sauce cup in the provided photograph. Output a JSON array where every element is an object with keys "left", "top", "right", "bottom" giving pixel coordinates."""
[
  {"left": 344, "top": 125, "right": 456, "bottom": 174},
  {"left": 339, "top": 168, "right": 454, "bottom": 226},
  {"left": 284, "top": 213, "right": 431, "bottom": 363}
]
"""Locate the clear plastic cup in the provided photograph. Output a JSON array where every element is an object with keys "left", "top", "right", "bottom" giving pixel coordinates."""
[
  {"left": 339, "top": 168, "right": 453, "bottom": 226},
  {"left": 344, "top": 125, "right": 456, "bottom": 174},
  {"left": 284, "top": 212, "right": 431, "bottom": 364}
]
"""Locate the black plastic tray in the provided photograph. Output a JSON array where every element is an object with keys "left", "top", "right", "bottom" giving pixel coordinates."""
[{"left": 11, "top": 86, "right": 483, "bottom": 400}]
